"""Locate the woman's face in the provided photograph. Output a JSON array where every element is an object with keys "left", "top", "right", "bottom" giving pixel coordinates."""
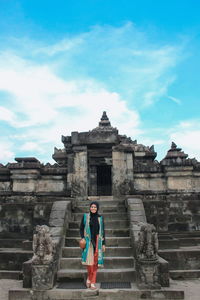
[{"left": 90, "top": 204, "right": 97, "bottom": 214}]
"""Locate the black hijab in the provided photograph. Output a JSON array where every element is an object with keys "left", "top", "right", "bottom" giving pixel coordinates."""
[{"left": 89, "top": 201, "right": 100, "bottom": 249}]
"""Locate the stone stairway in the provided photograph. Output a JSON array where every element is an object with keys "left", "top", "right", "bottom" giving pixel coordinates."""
[
  {"left": 158, "top": 231, "right": 200, "bottom": 280},
  {"left": 57, "top": 196, "right": 136, "bottom": 284},
  {"left": 0, "top": 238, "right": 32, "bottom": 280},
  {"left": 9, "top": 197, "right": 185, "bottom": 300}
]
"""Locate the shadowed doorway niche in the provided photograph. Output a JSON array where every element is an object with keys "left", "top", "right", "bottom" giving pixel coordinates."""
[
  {"left": 97, "top": 165, "right": 112, "bottom": 196},
  {"left": 88, "top": 146, "right": 112, "bottom": 196}
]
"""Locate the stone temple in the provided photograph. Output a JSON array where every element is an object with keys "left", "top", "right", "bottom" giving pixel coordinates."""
[{"left": 1, "top": 112, "right": 200, "bottom": 299}]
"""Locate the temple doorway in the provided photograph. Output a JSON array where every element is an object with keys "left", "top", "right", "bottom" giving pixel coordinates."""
[{"left": 97, "top": 165, "right": 112, "bottom": 196}]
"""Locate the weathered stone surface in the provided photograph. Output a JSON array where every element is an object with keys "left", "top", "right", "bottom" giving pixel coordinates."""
[
  {"left": 112, "top": 151, "right": 134, "bottom": 198},
  {"left": 0, "top": 182, "right": 11, "bottom": 190},
  {"left": 158, "top": 257, "right": 169, "bottom": 287},
  {"left": 0, "top": 112, "right": 200, "bottom": 297},
  {"left": 137, "top": 259, "right": 161, "bottom": 290},
  {"left": 31, "top": 225, "right": 53, "bottom": 265},
  {"left": 51, "top": 201, "right": 69, "bottom": 211},
  {"left": 22, "top": 260, "right": 32, "bottom": 288},
  {"left": 49, "top": 209, "right": 66, "bottom": 219},
  {"left": 0, "top": 203, "right": 34, "bottom": 238},
  {"left": 49, "top": 218, "right": 65, "bottom": 227},
  {"left": 1, "top": 113, "right": 200, "bottom": 232},
  {"left": 37, "top": 178, "right": 66, "bottom": 193},
  {"left": 21, "top": 200, "right": 71, "bottom": 289},
  {"left": 32, "top": 264, "right": 54, "bottom": 290},
  {"left": 49, "top": 227, "right": 63, "bottom": 237},
  {"left": 159, "top": 248, "right": 200, "bottom": 270},
  {"left": 137, "top": 223, "right": 158, "bottom": 260},
  {"left": 71, "top": 149, "right": 88, "bottom": 197},
  {"left": 126, "top": 198, "right": 170, "bottom": 289},
  {"left": 49, "top": 201, "right": 71, "bottom": 228},
  {"left": 0, "top": 250, "right": 32, "bottom": 271}
]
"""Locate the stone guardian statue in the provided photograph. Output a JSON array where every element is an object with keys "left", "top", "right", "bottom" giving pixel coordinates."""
[
  {"left": 31, "top": 225, "right": 53, "bottom": 265},
  {"left": 136, "top": 223, "right": 160, "bottom": 289}
]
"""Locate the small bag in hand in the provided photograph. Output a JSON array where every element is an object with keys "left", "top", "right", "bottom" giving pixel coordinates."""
[{"left": 79, "top": 238, "right": 86, "bottom": 249}]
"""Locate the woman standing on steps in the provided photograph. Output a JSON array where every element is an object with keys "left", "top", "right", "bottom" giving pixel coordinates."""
[{"left": 80, "top": 201, "right": 106, "bottom": 290}]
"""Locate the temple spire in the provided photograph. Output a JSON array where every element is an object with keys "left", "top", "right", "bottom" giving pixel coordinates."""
[
  {"left": 92, "top": 111, "right": 118, "bottom": 132},
  {"left": 99, "top": 111, "right": 111, "bottom": 127}
]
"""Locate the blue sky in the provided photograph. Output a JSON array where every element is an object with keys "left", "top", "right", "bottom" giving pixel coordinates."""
[{"left": 0, "top": 0, "right": 200, "bottom": 164}]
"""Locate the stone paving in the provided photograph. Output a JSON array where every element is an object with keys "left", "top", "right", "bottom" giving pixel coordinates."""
[
  {"left": 0, "top": 279, "right": 22, "bottom": 300},
  {"left": 170, "top": 279, "right": 200, "bottom": 300},
  {"left": 1, "top": 278, "right": 200, "bottom": 300}
]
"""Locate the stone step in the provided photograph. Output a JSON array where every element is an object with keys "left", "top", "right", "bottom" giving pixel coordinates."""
[
  {"left": 69, "top": 219, "right": 129, "bottom": 229},
  {"left": 87, "top": 196, "right": 114, "bottom": 201},
  {"left": 0, "top": 232, "right": 31, "bottom": 239},
  {"left": 159, "top": 238, "right": 180, "bottom": 249},
  {"left": 168, "top": 231, "right": 200, "bottom": 238},
  {"left": 73, "top": 206, "right": 126, "bottom": 213},
  {"left": 65, "top": 237, "right": 131, "bottom": 247},
  {"left": 179, "top": 237, "right": 200, "bottom": 246},
  {"left": 9, "top": 287, "right": 185, "bottom": 300},
  {"left": 66, "top": 228, "right": 130, "bottom": 237},
  {"left": 0, "top": 270, "right": 22, "bottom": 279},
  {"left": 0, "top": 239, "right": 24, "bottom": 248},
  {"left": 170, "top": 269, "right": 200, "bottom": 280},
  {"left": 73, "top": 212, "right": 128, "bottom": 221},
  {"left": 0, "top": 249, "right": 32, "bottom": 270},
  {"left": 159, "top": 238, "right": 200, "bottom": 249},
  {"left": 62, "top": 246, "right": 133, "bottom": 257},
  {"left": 159, "top": 233, "right": 200, "bottom": 247},
  {"left": 75, "top": 200, "right": 124, "bottom": 206},
  {"left": 158, "top": 248, "right": 200, "bottom": 270},
  {"left": 60, "top": 257, "right": 134, "bottom": 269},
  {"left": 57, "top": 268, "right": 136, "bottom": 282}
]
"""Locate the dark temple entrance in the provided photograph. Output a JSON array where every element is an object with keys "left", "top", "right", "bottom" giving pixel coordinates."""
[{"left": 97, "top": 165, "right": 112, "bottom": 196}]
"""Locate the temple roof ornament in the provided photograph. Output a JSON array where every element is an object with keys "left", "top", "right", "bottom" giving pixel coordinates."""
[
  {"left": 161, "top": 142, "right": 189, "bottom": 166},
  {"left": 166, "top": 142, "right": 188, "bottom": 158},
  {"left": 170, "top": 142, "right": 182, "bottom": 152},
  {"left": 99, "top": 111, "right": 111, "bottom": 127},
  {"left": 92, "top": 111, "right": 118, "bottom": 132},
  {"left": 171, "top": 142, "right": 177, "bottom": 150}
]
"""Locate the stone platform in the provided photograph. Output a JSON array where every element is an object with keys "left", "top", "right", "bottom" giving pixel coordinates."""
[{"left": 9, "top": 282, "right": 184, "bottom": 300}]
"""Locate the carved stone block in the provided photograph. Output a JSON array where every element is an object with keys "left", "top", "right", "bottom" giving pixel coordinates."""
[
  {"left": 137, "top": 258, "right": 161, "bottom": 290},
  {"left": 32, "top": 264, "right": 54, "bottom": 290}
]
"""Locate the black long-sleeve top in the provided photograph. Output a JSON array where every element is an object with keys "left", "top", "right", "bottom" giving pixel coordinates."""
[{"left": 80, "top": 215, "right": 106, "bottom": 246}]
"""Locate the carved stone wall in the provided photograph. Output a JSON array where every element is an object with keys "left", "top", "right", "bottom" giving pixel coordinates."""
[
  {"left": 112, "top": 150, "right": 134, "bottom": 198},
  {"left": 142, "top": 193, "right": 200, "bottom": 232},
  {"left": 0, "top": 115, "right": 200, "bottom": 233},
  {"left": 0, "top": 202, "right": 53, "bottom": 239},
  {"left": 71, "top": 147, "right": 88, "bottom": 198}
]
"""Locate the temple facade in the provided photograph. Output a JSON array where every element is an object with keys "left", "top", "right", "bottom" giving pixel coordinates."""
[
  {"left": 1, "top": 112, "right": 200, "bottom": 299},
  {"left": 1, "top": 112, "right": 200, "bottom": 232},
  {"left": 52, "top": 111, "right": 200, "bottom": 198}
]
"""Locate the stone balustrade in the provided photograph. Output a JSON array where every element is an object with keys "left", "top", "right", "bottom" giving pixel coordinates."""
[
  {"left": 23, "top": 200, "right": 72, "bottom": 290},
  {"left": 125, "top": 197, "right": 170, "bottom": 287}
]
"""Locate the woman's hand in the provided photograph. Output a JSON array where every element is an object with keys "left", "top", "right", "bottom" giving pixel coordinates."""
[{"left": 102, "top": 245, "right": 106, "bottom": 252}]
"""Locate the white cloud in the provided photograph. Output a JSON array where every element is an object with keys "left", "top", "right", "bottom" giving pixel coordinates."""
[
  {"left": 0, "top": 106, "right": 16, "bottom": 124},
  {"left": 168, "top": 96, "right": 182, "bottom": 105},
  {"left": 34, "top": 37, "right": 83, "bottom": 56},
  {"left": 0, "top": 23, "right": 185, "bottom": 162},
  {"left": 139, "top": 137, "right": 165, "bottom": 146},
  {"left": 20, "top": 142, "right": 44, "bottom": 153},
  {"left": 6, "top": 23, "right": 183, "bottom": 107},
  {"left": 0, "top": 52, "right": 140, "bottom": 162},
  {"left": 0, "top": 142, "right": 14, "bottom": 163},
  {"left": 170, "top": 120, "right": 200, "bottom": 160}
]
